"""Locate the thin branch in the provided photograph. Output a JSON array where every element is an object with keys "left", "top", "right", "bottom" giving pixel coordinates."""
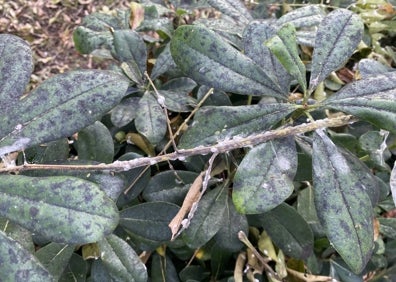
[{"left": 0, "top": 115, "right": 357, "bottom": 174}]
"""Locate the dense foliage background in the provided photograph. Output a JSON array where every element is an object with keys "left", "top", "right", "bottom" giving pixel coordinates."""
[{"left": 1, "top": 0, "right": 396, "bottom": 281}]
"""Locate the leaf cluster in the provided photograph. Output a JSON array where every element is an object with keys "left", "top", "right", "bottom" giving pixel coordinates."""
[{"left": 0, "top": 0, "right": 396, "bottom": 281}]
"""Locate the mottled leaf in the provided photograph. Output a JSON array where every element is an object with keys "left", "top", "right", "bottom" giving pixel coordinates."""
[
  {"left": 358, "top": 59, "right": 393, "bottom": 79},
  {"left": 183, "top": 187, "right": 228, "bottom": 249},
  {"left": 75, "top": 121, "right": 114, "bottom": 163},
  {"left": 0, "top": 34, "right": 33, "bottom": 109},
  {"left": 0, "top": 175, "right": 119, "bottom": 244},
  {"left": 111, "top": 96, "right": 140, "bottom": 128},
  {"left": 249, "top": 203, "right": 314, "bottom": 260},
  {"left": 313, "top": 129, "right": 374, "bottom": 273},
  {"left": 0, "top": 70, "right": 129, "bottom": 156},
  {"left": 265, "top": 23, "right": 307, "bottom": 93},
  {"left": 36, "top": 243, "right": 74, "bottom": 280},
  {"left": 359, "top": 130, "right": 391, "bottom": 169},
  {"left": 277, "top": 5, "right": 325, "bottom": 28},
  {"left": 233, "top": 137, "right": 297, "bottom": 214},
  {"left": 170, "top": 25, "right": 285, "bottom": 98},
  {"left": 207, "top": 0, "right": 253, "bottom": 24},
  {"left": 150, "top": 44, "right": 177, "bottom": 80},
  {"left": 309, "top": 9, "right": 364, "bottom": 92},
  {"left": 243, "top": 21, "right": 292, "bottom": 94},
  {"left": 322, "top": 72, "right": 396, "bottom": 133},
  {"left": 98, "top": 234, "right": 148, "bottom": 282},
  {"left": 120, "top": 202, "right": 179, "bottom": 243},
  {"left": 135, "top": 91, "right": 167, "bottom": 145},
  {"left": 179, "top": 103, "right": 297, "bottom": 148},
  {"left": 0, "top": 231, "right": 53, "bottom": 281},
  {"left": 160, "top": 77, "right": 197, "bottom": 112}
]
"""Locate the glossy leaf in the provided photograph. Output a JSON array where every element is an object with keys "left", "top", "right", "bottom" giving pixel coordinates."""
[
  {"left": 0, "top": 34, "right": 33, "bottom": 109},
  {"left": 0, "top": 175, "right": 119, "bottom": 244},
  {"left": 313, "top": 129, "right": 374, "bottom": 273},
  {"left": 179, "top": 103, "right": 296, "bottom": 148},
  {"left": 322, "top": 72, "right": 396, "bottom": 133},
  {"left": 183, "top": 187, "right": 228, "bottom": 249},
  {"left": 135, "top": 91, "right": 167, "bottom": 145},
  {"left": 142, "top": 170, "right": 199, "bottom": 205},
  {"left": 120, "top": 202, "right": 179, "bottom": 243},
  {"left": 276, "top": 5, "right": 325, "bottom": 29},
  {"left": 233, "top": 137, "right": 297, "bottom": 214},
  {"left": 98, "top": 234, "right": 148, "bottom": 282},
  {"left": 35, "top": 243, "right": 74, "bottom": 280},
  {"left": 75, "top": 121, "right": 114, "bottom": 163},
  {"left": 0, "top": 70, "right": 129, "bottom": 156},
  {"left": 265, "top": 23, "right": 307, "bottom": 93},
  {"left": 309, "top": 9, "right": 364, "bottom": 92},
  {"left": 249, "top": 203, "right": 314, "bottom": 260},
  {"left": 0, "top": 231, "right": 54, "bottom": 281},
  {"left": 243, "top": 21, "right": 292, "bottom": 94},
  {"left": 170, "top": 25, "right": 285, "bottom": 99}
]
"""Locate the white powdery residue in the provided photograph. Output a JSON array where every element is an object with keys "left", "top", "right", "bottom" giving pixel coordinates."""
[
  {"left": 0, "top": 137, "right": 31, "bottom": 157},
  {"left": 276, "top": 155, "right": 292, "bottom": 172},
  {"left": 157, "top": 95, "right": 165, "bottom": 106},
  {"left": 330, "top": 152, "right": 350, "bottom": 174}
]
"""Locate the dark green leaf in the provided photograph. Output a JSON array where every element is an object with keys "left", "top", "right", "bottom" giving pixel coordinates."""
[
  {"left": 313, "top": 129, "right": 374, "bottom": 273},
  {"left": 151, "top": 253, "right": 179, "bottom": 282},
  {"left": 276, "top": 5, "right": 325, "bottom": 29},
  {"left": 98, "top": 234, "right": 148, "bottom": 282},
  {"left": 297, "top": 186, "right": 325, "bottom": 237},
  {"left": 35, "top": 243, "right": 74, "bottom": 280},
  {"left": 322, "top": 72, "right": 396, "bottom": 133},
  {"left": 179, "top": 103, "right": 297, "bottom": 148},
  {"left": 197, "top": 86, "right": 232, "bottom": 106},
  {"left": 0, "top": 175, "right": 119, "bottom": 244},
  {"left": 0, "top": 218, "right": 34, "bottom": 252},
  {"left": 0, "top": 230, "right": 54, "bottom": 281},
  {"left": 90, "top": 259, "right": 112, "bottom": 281},
  {"left": 170, "top": 25, "right": 285, "bottom": 98},
  {"left": 358, "top": 59, "right": 392, "bottom": 79},
  {"left": 378, "top": 218, "right": 396, "bottom": 240},
  {"left": 59, "top": 254, "right": 87, "bottom": 282},
  {"left": 265, "top": 23, "right": 307, "bottom": 93},
  {"left": 183, "top": 186, "right": 228, "bottom": 249},
  {"left": 120, "top": 202, "right": 179, "bottom": 243},
  {"left": 359, "top": 130, "right": 391, "bottom": 169},
  {"left": 243, "top": 21, "right": 292, "bottom": 94},
  {"left": 248, "top": 203, "right": 314, "bottom": 260},
  {"left": 309, "top": 9, "right": 364, "bottom": 92},
  {"left": 330, "top": 259, "right": 364, "bottom": 282},
  {"left": 75, "top": 121, "right": 114, "bottom": 163},
  {"left": 160, "top": 77, "right": 197, "bottom": 112},
  {"left": 150, "top": 44, "right": 177, "bottom": 80},
  {"left": 111, "top": 97, "right": 140, "bottom": 128},
  {"left": 0, "top": 34, "right": 33, "bottom": 109},
  {"left": 23, "top": 139, "right": 70, "bottom": 164},
  {"left": 0, "top": 70, "right": 129, "bottom": 156},
  {"left": 142, "top": 170, "right": 199, "bottom": 205},
  {"left": 135, "top": 91, "right": 167, "bottom": 145},
  {"left": 233, "top": 137, "right": 297, "bottom": 214}
]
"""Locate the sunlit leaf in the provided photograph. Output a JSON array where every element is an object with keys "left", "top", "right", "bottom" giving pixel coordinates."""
[
  {"left": 170, "top": 25, "right": 285, "bottom": 98},
  {"left": 0, "top": 175, "right": 119, "bottom": 244},
  {"left": 309, "top": 9, "right": 364, "bottom": 92},
  {"left": 233, "top": 137, "right": 297, "bottom": 214},
  {"left": 313, "top": 129, "right": 374, "bottom": 273}
]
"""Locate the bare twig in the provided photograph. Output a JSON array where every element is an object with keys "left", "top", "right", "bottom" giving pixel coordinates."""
[{"left": 0, "top": 115, "right": 357, "bottom": 174}]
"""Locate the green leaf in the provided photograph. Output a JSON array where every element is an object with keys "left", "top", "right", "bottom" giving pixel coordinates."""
[
  {"left": 179, "top": 103, "right": 296, "bottom": 148},
  {"left": 330, "top": 259, "right": 365, "bottom": 282},
  {"left": 111, "top": 96, "right": 140, "bottom": 128},
  {"left": 170, "top": 25, "right": 285, "bottom": 98},
  {"left": 142, "top": 170, "right": 199, "bottom": 205},
  {"left": 120, "top": 202, "right": 179, "bottom": 244},
  {"left": 358, "top": 59, "right": 392, "bottom": 79},
  {"left": 0, "top": 175, "right": 119, "bottom": 244},
  {"left": 98, "top": 234, "right": 148, "bottom": 282},
  {"left": 276, "top": 5, "right": 325, "bottom": 29},
  {"left": 0, "top": 70, "right": 129, "bottom": 156},
  {"left": 207, "top": 0, "right": 253, "bottom": 24},
  {"left": 243, "top": 21, "right": 292, "bottom": 94},
  {"left": 249, "top": 203, "right": 314, "bottom": 260},
  {"left": 135, "top": 91, "right": 167, "bottom": 145},
  {"left": 183, "top": 186, "right": 228, "bottom": 249},
  {"left": 150, "top": 44, "right": 177, "bottom": 80},
  {"left": 75, "top": 121, "right": 114, "bottom": 163},
  {"left": 151, "top": 253, "right": 179, "bottom": 282},
  {"left": 0, "top": 230, "right": 54, "bottom": 281},
  {"left": 359, "top": 130, "right": 391, "bottom": 169},
  {"left": 233, "top": 137, "right": 297, "bottom": 214},
  {"left": 0, "top": 218, "right": 34, "bottom": 252},
  {"left": 313, "top": 129, "right": 374, "bottom": 273},
  {"left": 0, "top": 34, "right": 33, "bottom": 109},
  {"left": 309, "top": 9, "right": 364, "bottom": 92},
  {"left": 378, "top": 218, "right": 396, "bottom": 240},
  {"left": 59, "top": 254, "right": 87, "bottom": 282},
  {"left": 322, "top": 72, "right": 396, "bottom": 133},
  {"left": 265, "top": 23, "right": 307, "bottom": 93},
  {"left": 35, "top": 243, "right": 74, "bottom": 280},
  {"left": 160, "top": 77, "right": 197, "bottom": 112}
]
